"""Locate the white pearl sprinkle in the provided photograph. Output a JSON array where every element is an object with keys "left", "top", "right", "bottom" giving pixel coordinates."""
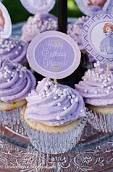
[
  {"left": 15, "top": 51, "right": 19, "bottom": 55},
  {"left": 75, "top": 97, "right": 79, "bottom": 103},
  {"left": 68, "top": 95, "right": 71, "bottom": 99},
  {"left": 71, "top": 99, "right": 74, "bottom": 104},
  {"left": 80, "top": 109, "right": 84, "bottom": 113},
  {"left": 28, "top": 93, "right": 31, "bottom": 97},
  {"left": 1, "top": 97, "right": 5, "bottom": 101},
  {"left": 18, "top": 46, "right": 21, "bottom": 50},
  {"left": 56, "top": 116, "right": 61, "bottom": 120},
  {"left": 72, "top": 95, "right": 76, "bottom": 98},
  {"left": 84, "top": 89, "right": 88, "bottom": 93},
  {"left": 106, "top": 90, "right": 110, "bottom": 94},
  {"left": 7, "top": 48, "right": 11, "bottom": 52},
  {"left": 63, "top": 107, "right": 67, "bottom": 110},
  {"left": 19, "top": 75, "right": 22, "bottom": 78},
  {"left": 44, "top": 86, "right": 48, "bottom": 91},
  {"left": 38, "top": 81, "right": 41, "bottom": 84},
  {"left": 57, "top": 102, "right": 61, "bottom": 107},
  {"left": 53, "top": 96, "right": 57, "bottom": 100},
  {"left": 7, "top": 79, "right": 10, "bottom": 82},
  {"left": 11, "top": 44, "right": 14, "bottom": 48}
]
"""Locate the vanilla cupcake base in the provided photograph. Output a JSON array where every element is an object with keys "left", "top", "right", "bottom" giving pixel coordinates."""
[
  {"left": 22, "top": 112, "right": 86, "bottom": 154},
  {"left": 87, "top": 105, "right": 113, "bottom": 133},
  {"left": 0, "top": 100, "right": 26, "bottom": 129}
]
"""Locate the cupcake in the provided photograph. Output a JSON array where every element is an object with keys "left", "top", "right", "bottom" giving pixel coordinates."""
[
  {"left": 21, "top": 13, "right": 89, "bottom": 49},
  {"left": 21, "top": 78, "right": 86, "bottom": 154},
  {"left": 0, "top": 38, "right": 28, "bottom": 66},
  {"left": 68, "top": 16, "right": 89, "bottom": 50},
  {"left": 0, "top": 60, "right": 36, "bottom": 130},
  {"left": 21, "top": 14, "right": 57, "bottom": 43},
  {"left": 75, "top": 63, "right": 113, "bottom": 133}
]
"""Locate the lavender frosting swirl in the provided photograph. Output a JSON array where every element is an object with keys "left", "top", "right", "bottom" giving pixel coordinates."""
[
  {"left": 21, "top": 14, "right": 57, "bottom": 42},
  {"left": 0, "top": 60, "right": 36, "bottom": 102},
  {"left": 0, "top": 38, "right": 28, "bottom": 64},
  {"left": 75, "top": 64, "right": 113, "bottom": 106},
  {"left": 26, "top": 79, "right": 86, "bottom": 126}
]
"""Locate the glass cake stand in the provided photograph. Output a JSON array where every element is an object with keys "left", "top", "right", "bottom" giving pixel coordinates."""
[{"left": 0, "top": 23, "right": 113, "bottom": 172}]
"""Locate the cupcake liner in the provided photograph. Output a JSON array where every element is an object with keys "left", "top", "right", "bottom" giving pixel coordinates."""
[
  {"left": 87, "top": 108, "right": 113, "bottom": 133},
  {"left": 0, "top": 106, "right": 27, "bottom": 135},
  {"left": 22, "top": 117, "right": 87, "bottom": 154}
]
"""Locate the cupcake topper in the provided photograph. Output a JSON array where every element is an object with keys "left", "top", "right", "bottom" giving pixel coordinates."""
[
  {"left": 82, "top": 14, "right": 113, "bottom": 64},
  {"left": 75, "top": 0, "right": 111, "bottom": 16},
  {"left": 27, "top": 31, "right": 81, "bottom": 79},
  {"left": 20, "top": 0, "right": 56, "bottom": 15},
  {"left": 0, "top": 2, "right": 12, "bottom": 39}
]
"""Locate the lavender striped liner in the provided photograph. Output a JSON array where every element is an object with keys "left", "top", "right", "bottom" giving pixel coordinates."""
[
  {"left": 21, "top": 117, "right": 87, "bottom": 154},
  {"left": 0, "top": 106, "right": 27, "bottom": 135},
  {"left": 87, "top": 108, "right": 113, "bottom": 133}
]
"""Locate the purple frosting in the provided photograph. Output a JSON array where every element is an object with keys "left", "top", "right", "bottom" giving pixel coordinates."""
[
  {"left": 0, "top": 60, "right": 36, "bottom": 102},
  {"left": 0, "top": 38, "right": 28, "bottom": 64},
  {"left": 21, "top": 14, "right": 57, "bottom": 42},
  {"left": 21, "top": 14, "right": 89, "bottom": 49},
  {"left": 75, "top": 63, "right": 113, "bottom": 106},
  {"left": 26, "top": 78, "right": 86, "bottom": 126}
]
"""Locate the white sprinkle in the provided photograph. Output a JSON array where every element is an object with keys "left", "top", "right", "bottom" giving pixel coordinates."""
[
  {"left": 0, "top": 97, "right": 5, "bottom": 101},
  {"left": 75, "top": 97, "right": 79, "bottom": 103},
  {"left": 15, "top": 51, "right": 19, "bottom": 55},
  {"left": 7, "top": 48, "right": 11, "bottom": 52},
  {"left": 38, "top": 81, "right": 41, "bottom": 84},
  {"left": 18, "top": 46, "right": 21, "bottom": 50},
  {"left": 7, "top": 79, "right": 10, "bottom": 82},
  {"left": 53, "top": 96, "right": 57, "bottom": 100},
  {"left": 68, "top": 95, "right": 71, "bottom": 99},
  {"left": 44, "top": 86, "right": 48, "bottom": 91},
  {"left": 11, "top": 44, "right": 14, "bottom": 48},
  {"left": 57, "top": 102, "right": 61, "bottom": 107},
  {"left": 19, "top": 75, "right": 22, "bottom": 78},
  {"left": 106, "top": 90, "right": 110, "bottom": 94},
  {"left": 72, "top": 95, "right": 76, "bottom": 98},
  {"left": 71, "top": 99, "right": 74, "bottom": 104},
  {"left": 80, "top": 109, "right": 84, "bottom": 113},
  {"left": 56, "top": 116, "right": 61, "bottom": 120},
  {"left": 84, "top": 89, "right": 88, "bottom": 93},
  {"left": 63, "top": 107, "right": 67, "bottom": 111}
]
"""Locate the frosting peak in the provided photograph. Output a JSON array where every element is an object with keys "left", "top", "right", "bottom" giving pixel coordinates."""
[
  {"left": 0, "top": 60, "right": 36, "bottom": 102},
  {"left": 26, "top": 79, "right": 86, "bottom": 126}
]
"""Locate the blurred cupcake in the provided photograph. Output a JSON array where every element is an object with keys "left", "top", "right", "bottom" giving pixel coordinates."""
[
  {"left": 75, "top": 63, "right": 113, "bottom": 133},
  {"left": 21, "top": 13, "right": 89, "bottom": 49},
  {"left": 68, "top": 16, "right": 89, "bottom": 50},
  {"left": 21, "top": 14, "right": 57, "bottom": 43},
  {"left": 0, "top": 38, "right": 28, "bottom": 66},
  {"left": 0, "top": 60, "right": 36, "bottom": 129},
  {"left": 21, "top": 78, "right": 86, "bottom": 154}
]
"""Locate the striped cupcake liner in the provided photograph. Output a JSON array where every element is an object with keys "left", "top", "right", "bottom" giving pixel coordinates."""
[
  {"left": 21, "top": 117, "right": 87, "bottom": 154},
  {"left": 87, "top": 108, "right": 113, "bottom": 133},
  {"left": 0, "top": 107, "right": 27, "bottom": 136}
]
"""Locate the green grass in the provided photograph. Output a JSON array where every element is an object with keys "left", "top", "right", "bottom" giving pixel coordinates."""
[{"left": 3, "top": 0, "right": 83, "bottom": 23}]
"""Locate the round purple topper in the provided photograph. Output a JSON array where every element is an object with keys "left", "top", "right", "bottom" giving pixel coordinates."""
[
  {"left": 76, "top": 0, "right": 111, "bottom": 16},
  {"left": 20, "top": 0, "right": 56, "bottom": 14},
  {"left": 27, "top": 31, "right": 81, "bottom": 79},
  {"left": 82, "top": 14, "right": 113, "bottom": 63},
  {"left": 0, "top": 2, "right": 12, "bottom": 38}
]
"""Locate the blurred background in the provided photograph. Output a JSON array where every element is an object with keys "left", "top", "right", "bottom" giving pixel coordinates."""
[{"left": 3, "top": 0, "right": 83, "bottom": 23}]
